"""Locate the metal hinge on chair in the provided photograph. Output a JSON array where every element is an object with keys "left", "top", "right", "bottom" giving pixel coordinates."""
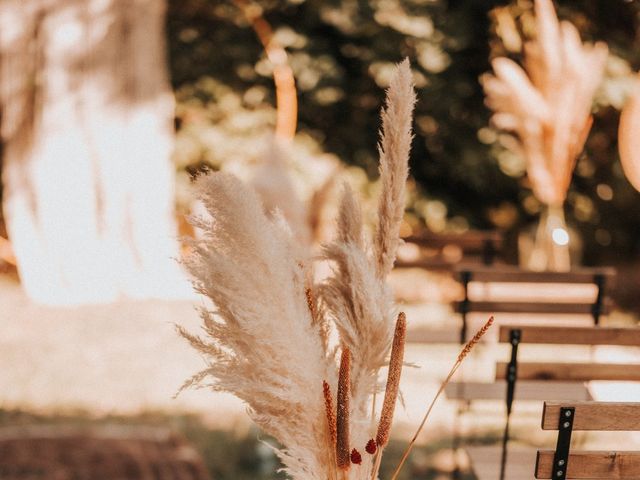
[{"left": 551, "top": 406, "right": 575, "bottom": 480}]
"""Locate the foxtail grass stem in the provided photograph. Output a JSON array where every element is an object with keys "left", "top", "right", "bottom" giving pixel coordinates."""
[{"left": 390, "top": 317, "right": 494, "bottom": 480}]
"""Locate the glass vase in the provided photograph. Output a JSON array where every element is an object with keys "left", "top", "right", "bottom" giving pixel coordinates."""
[{"left": 518, "top": 204, "right": 581, "bottom": 272}]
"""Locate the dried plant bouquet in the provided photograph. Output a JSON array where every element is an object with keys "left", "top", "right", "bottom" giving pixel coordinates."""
[
  {"left": 179, "top": 60, "right": 491, "bottom": 480},
  {"left": 483, "top": 0, "right": 608, "bottom": 208},
  {"left": 482, "top": 0, "right": 608, "bottom": 271}
]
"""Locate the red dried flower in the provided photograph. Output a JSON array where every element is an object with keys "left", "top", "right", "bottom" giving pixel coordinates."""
[
  {"left": 350, "top": 448, "right": 362, "bottom": 465},
  {"left": 365, "top": 439, "right": 377, "bottom": 455}
]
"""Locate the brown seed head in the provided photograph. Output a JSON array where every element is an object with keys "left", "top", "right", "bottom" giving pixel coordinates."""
[
  {"left": 458, "top": 316, "right": 494, "bottom": 363},
  {"left": 336, "top": 347, "right": 351, "bottom": 470},
  {"left": 365, "top": 439, "right": 377, "bottom": 455},
  {"left": 323, "top": 381, "right": 337, "bottom": 447},
  {"left": 351, "top": 448, "right": 362, "bottom": 465},
  {"left": 305, "top": 287, "right": 316, "bottom": 315},
  {"left": 375, "top": 312, "right": 407, "bottom": 447}
]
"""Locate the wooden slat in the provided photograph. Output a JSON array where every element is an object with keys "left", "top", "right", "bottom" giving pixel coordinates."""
[
  {"left": 406, "top": 327, "right": 461, "bottom": 344},
  {"left": 467, "top": 445, "right": 536, "bottom": 480},
  {"left": 403, "top": 231, "right": 502, "bottom": 250},
  {"left": 498, "top": 326, "right": 640, "bottom": 346},
  {"left": 495, "top": 363, "right": 640, "bottom": 382},
  {"left": 456, "top": 300, "right": 611, "bottom": 315},
  {"left": 535, "top": 450, "right": 640, "bottom": 478},
  {"left": 444, "top": 381, "right": 591, "bottom": 402},
  {"left": 395, "top": 258, "right": 459, "bottom": 270},
  {"left": 541, "top": 402, "right": 640, "bottom": 431},
  {"left": 455, "top": 264, "right": 615, "bottom": 284}
]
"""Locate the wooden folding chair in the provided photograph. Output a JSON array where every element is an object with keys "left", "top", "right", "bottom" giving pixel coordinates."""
[{"left": 536, "top": 401, "right": 640, "bottom": 479}]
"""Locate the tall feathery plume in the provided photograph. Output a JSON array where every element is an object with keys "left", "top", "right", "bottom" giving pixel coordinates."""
[
  {"left": 374, "top": 58, "right": 416, "bottom": 279},
  {"left": 390, "top": 317, "right": 494, "bottom": 480},
  {"left": 319, "top": 59, "right": 416, "bottom": 457},
  {"left": 336, "top": 348, "right": 351, "bottom": 474},
  {"left": 179, "top": 173, "right": 335, "bottom": 480},
  {"left": 482, "top": 0, "right": 607, "bottom": 207},
  {"left": 371, "top": 312, "right": 407, "bottom": 480}
]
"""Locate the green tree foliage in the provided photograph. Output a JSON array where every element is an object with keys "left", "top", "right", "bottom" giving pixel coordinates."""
[{"left": 167, "top": 0, "right": 640, "bottom": 265}]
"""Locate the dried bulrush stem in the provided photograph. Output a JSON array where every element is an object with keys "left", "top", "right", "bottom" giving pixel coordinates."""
[
  {"left": 371, "top": 312, "right": 407, "bottom": 480},
  {"left": 336, "top": 347, "right": 351, "bottom": 473},
  {"left": 323, "top": 381, "right": 338, "bottom": 447},
  {"left": 390, "top": 316, "right": 494, "bottom": 480},
  {"left": 323, "top": 380, "right": 338, "bottom": 480},
  {"left": 375, "top": 312, "right": 407, "bottom": 447}
]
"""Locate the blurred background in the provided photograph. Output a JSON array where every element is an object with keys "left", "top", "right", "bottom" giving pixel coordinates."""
[{"left": 1, "top": 0, "right": 640, "bottom": 478}]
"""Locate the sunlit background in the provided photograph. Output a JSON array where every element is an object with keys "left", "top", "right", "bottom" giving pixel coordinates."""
[{"left": 1, "top": 0, "right": 640, "bottom": 478}]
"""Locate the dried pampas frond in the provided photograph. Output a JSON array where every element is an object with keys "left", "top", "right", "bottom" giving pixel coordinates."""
[
  {"left": 482, "top": 0, "right": 608, "bottom": 206},
  {"left": 179, "top": 173, "right": 334, "bottom": 480},
  {"left": 179, "top": 59, "right": 485, "bottom": 480},
  {"left": 374, "top": 58, "right": 416, "bottom": 279},
  {"left": 319, "top": 59, "right": 416, "bottom": 458}
]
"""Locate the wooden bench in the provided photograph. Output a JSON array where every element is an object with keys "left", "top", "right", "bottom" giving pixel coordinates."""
[
  {"left": 460, "top": 325, "right": 640, "bottom": 480},
  {"left": 535, "top": 401, "right": 640, "bottom": 479},
  {"left": 455, "top": 265, "right": 615, "bottom": 343},
  {"left": 395, "top": 229, "right": 503, "bottom": 270}
]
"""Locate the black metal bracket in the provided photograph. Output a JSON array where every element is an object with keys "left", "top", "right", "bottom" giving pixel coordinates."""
[
  {"left": 592, "top": 273, "right": 605, "bottom": 326},
  {"left": 505, "top": 328, "right": 521, "bottom": 416},
  {"left": 499, "top": 328, "right": 521, "bottom": 480},
  {"left": 551, "top": 406, "right": 575, "bottom": 480},
  {"left": 459, "top": 270, "right": 472, "bottom": 344}
]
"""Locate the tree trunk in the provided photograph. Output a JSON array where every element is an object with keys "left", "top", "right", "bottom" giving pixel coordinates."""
[{"left": 0, "top": 0, "right": 186, "bottom": 304}]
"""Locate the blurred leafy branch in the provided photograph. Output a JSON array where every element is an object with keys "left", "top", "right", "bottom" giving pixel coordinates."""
[{"left": 167, "top": 0, "right": 640, "bottom": 264}]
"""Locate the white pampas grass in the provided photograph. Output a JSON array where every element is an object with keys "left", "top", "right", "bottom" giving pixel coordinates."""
[
  {"left": 482, "top": 0, "right": 608, "bottom": 206},
  {"left": 180, "top": 59, "right": 416, "bottom": 480},
  {"left": 179, "top": 173, "right": 334, "bottom": 480},
  {"left": 374, "top": 59, "right": 416, "bottom": 279}
]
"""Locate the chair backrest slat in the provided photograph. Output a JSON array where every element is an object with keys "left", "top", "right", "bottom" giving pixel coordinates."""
[
  {"left": 541, "top": 402, "right": 640, "bottom": 431},
  {"left": 496, "top": 362, "right": 640, "bottom": 383},
  {"left": 498, "top": 325, "right": 640, "bottom": 346},
  {"left": 535, "top": 450, "right": 640, "bottom": 479},
  {"left": 455, "top": 265, "right": 615, "bottom": 284},
  {"left": 463, "top": 301, "right": 611, "bottom": 315}
]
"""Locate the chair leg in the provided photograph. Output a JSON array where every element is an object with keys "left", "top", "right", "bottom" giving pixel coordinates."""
[{"left": 499, "top": 411, "right": 512, "bottom": 480}]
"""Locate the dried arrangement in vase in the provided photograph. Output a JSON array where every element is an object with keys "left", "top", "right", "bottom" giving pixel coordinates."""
[
  {"left": 482, "top": 0, "right": 608, "bottom": 271},
  {"left": 178, "top": 60, "right": 492, "bottom": 480}
]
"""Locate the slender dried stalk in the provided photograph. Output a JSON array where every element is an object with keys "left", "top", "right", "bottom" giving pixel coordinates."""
[
  {"left": 336, "top": 347, "right": 351, "bottom": 471},
  {"left": 390, "top": 317, "right": 494, "bottom": 480}
]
